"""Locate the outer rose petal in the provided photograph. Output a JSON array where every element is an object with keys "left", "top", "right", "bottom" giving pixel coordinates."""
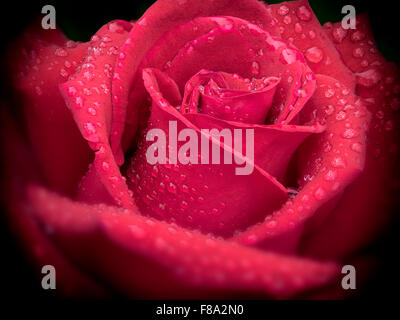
[
  {"left": 301, "top": 15, "right": 400, "bottom": 259},
  {"left": 59, "top": 20, "right": 135, "bottom": 209},
  {"left": 267, "top": 0, "right": 355, "bottom": 90},
  {"left": 111, "top": 0, "right": 279, "bottom": 158},
  {"left": 233, "top": 75, "right": 370, "bottom": 251},
  {"left": 7, "top": 23, "right": 92, "bottom": 196},
  {"left": 0, "top": 109, "right": 108, "bottom": 298},
  {"left": 28, "top": 185, "right": 339, "bottom": 299}
]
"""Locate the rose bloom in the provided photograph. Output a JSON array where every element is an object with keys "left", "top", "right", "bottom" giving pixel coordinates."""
[{"left": 0, "top": 0, "right": 399, "bottom": 299}]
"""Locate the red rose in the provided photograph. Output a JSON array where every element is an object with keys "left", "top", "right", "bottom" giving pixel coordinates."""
[{"left": 1, "top": 0, "right": 399, "bottom": 299}]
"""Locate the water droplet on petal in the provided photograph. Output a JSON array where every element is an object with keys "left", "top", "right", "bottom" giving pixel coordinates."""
[
  {"left": 283, "top": 16, "right": 292, "bottom": 24},
  {"left": 296, "top": 5, "right": 312, "bottom": 21},
  {"left": 251, "top": 61, "right": 260, "bottom": 75},
  {"left": 352, "top": 47, "right": 365, "bottom": 58},
  {"left": 294, "top": 22, "right": 302, "bottom": 33},
  {"left": 108, "top": 21, "right": 125, "bottom": 33},
  {"left": 314, "top": 187, "right": 326, "bottom": 200},
  {"left": 54, "top": 48, "right": 68, "bottom": 57},
  {"left": 341, "top": 128, "right": 358, "bottom": 139},
  {"left": 277, "top": 5, "right": 289, "bottom": 15},
  {"left": 324, "top": 88, "right": 335, "bottom": 98},
  {"left": 351, "top": 142, "right": 363, "bottom": 153},
  {"left": 331, "top": 156, "right": 346, "bottom": 168},
  {"left": 324, "top": 169, "right": 337, "bottom": 181},
  {"left": 305, "top": 46, "right": 323, "bottom": 63},
  {"left": 351, "top": 31, "right": 365, "bottom": 42}
]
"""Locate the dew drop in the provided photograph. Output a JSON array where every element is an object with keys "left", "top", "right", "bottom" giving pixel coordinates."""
[
  {"left": 324, "top": 169, "right": 337, "bottom": 181},
  {"left": 251, "top": 61, "right": 260, "bottom": 75},
  {"left": 305, "top": 46, "right": 323, "bottom": 63},
  {"left": 314, "top": 187, "right": 326, "bottom": 200},
  {"left": 296, "top": 5, "right": 312, "bottom": 21},
  {"left": 352, "top": 47, "right": 365, "bottom": 58},
  {"left": 332, "top": 26, "right": 347, "bottom": 43},
  {"left": 167, "top": 182, "right": 177, "bottom": 194},
  {"left": 294, "top": 22, "right": 302, "bottom": 33},
  {"left": 54, "top": 48, "right": 68, "bottom": 57},
  {"left": 341, "top": 128, "right": 358, "bottom": 139},
  {"left": 277, "top": 5, "right": 289, "bottom": 15},
  {"left": 283, "top": 16, "right": 292, "bottom": 25},
  {"left": 331, "top": 156, "right": 346, "bottom": 168},
  {"left": 351, "top": 31, "right": 365, "bottom": 42},
  {"left": 336, "top": 110, "right": 346, "bottom": 121},
  {"left": 324, "top": 88, "right": 335, "bottom": 98},
  {"left": 351, "top": 142, "right": 363, "bottom": 153}
]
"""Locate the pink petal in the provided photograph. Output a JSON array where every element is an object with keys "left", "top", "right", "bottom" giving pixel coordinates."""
[
  {"left": 28, "top": 185, "right": 339, "bottom": 299},
  {"left": 301, "top": 15, "right": 400, "bottom": 260},
  {"left": 267, "top": 0, "right": 355, "bottom": 90},
  {"left": 111, "top": 0, "right": 279, "bottom": 157},
  {"left": 181, "top": 69, "right": 280, "bottom": 124},
  {"left": 58, "top": 20, "right": 135, "bottom": 208},
  {"left": 7, "top": 23, "right": 92, "bottom": 195},
  {"left": 0, "top": 109, "right": 108, "bottom": 297},
  {"left": 233, "top": 75, "right": 370, "bottom": 253}
]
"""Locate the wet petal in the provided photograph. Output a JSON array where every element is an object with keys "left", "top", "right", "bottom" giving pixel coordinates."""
[
  {"left": 7, "top": 23, "right": 92, "bottom": 195},
  {"left": 128, "top": 68, "right": 289, "bottom": 237},
  {"left": 233, "top": 75, "right": 370, "bottom": 252},
  {"left": 111, "top": 0, "right": 279, "bottom": 156},
  {"left": 28, "top": 185, "right": 339, "bottom": 299},
  {"left": 267, "top": 0, "right": 355, "bottom": 90},
  {"left": 302, "top": 16, "right": 400, "bottom": 259},
  {"left": 59, "top": 20, "right": 135, "bottom": 208},
  {"left": 181, "top": 69, "right": 280, "bottom": 124}
]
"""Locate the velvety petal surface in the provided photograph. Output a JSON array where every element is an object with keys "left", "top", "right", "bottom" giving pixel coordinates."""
[{"left": 28, "top": 185, "right": 339, "bottom": 299}]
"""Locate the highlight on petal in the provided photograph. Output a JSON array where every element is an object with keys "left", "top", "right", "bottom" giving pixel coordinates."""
[
  {"left": 301, "top": 15, "right": 400, "bottom": 260},
  {"left": 27, "top": 185, "right": 339, "bottom": 299},
  {"left": 233, "top": 75, "right": 370, "bottom": 252},
  {"left": 111, "top": 0, "right": 280, "bottom": 157},
  {"left": 267, "top": 0, "right": 355, "bottom": 90},
  {"left": 181, "top": 69, "right": 280, "bottom": 124},
  {"left": 128, "top": 68, "right": 289, "bottom": 238},
  {"left": 59, "top": 20, "right": 135, "bottom": 209}
]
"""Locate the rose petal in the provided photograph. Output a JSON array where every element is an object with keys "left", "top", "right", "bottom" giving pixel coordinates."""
[
  {"left": 58, "top": 20, "right": 135, "bottom": 208},
  {"left": 7, "top": 23, "right": 92, "bottom": 195},
  {"left": 0, "top": 109, "right": 108, "bottom": 297},
  {"left": 267, "top": 0, "right": 355, "bottom": 90},
  {"left": 111, "top": 0, "right": 279, "bottom": 157},
  {"left": 233, "top": 75, "right": 370, "bottom": 252},
  {"left": 28, "top": 185, "right": 339, "bottom": 299},
  {"left": 301, "top": 15, "right": 400, "bottom": 260},
  {"left": 158, "top": 17, "right": 315, "bottom": 125},
  {"left": 128, "top": 68, "right": 289, "bottom": 237},
  {"left": 180, "top": 70, "right": 280, "bottom": 124}
]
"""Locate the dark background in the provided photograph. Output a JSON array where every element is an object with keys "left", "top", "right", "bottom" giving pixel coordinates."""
[{"left": 0, "top": 0, "right": 399, "bottom": 302}]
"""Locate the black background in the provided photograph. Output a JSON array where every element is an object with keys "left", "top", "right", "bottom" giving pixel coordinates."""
[{"left": 0, "top": 0, "right": 399, "bottom": 304}]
